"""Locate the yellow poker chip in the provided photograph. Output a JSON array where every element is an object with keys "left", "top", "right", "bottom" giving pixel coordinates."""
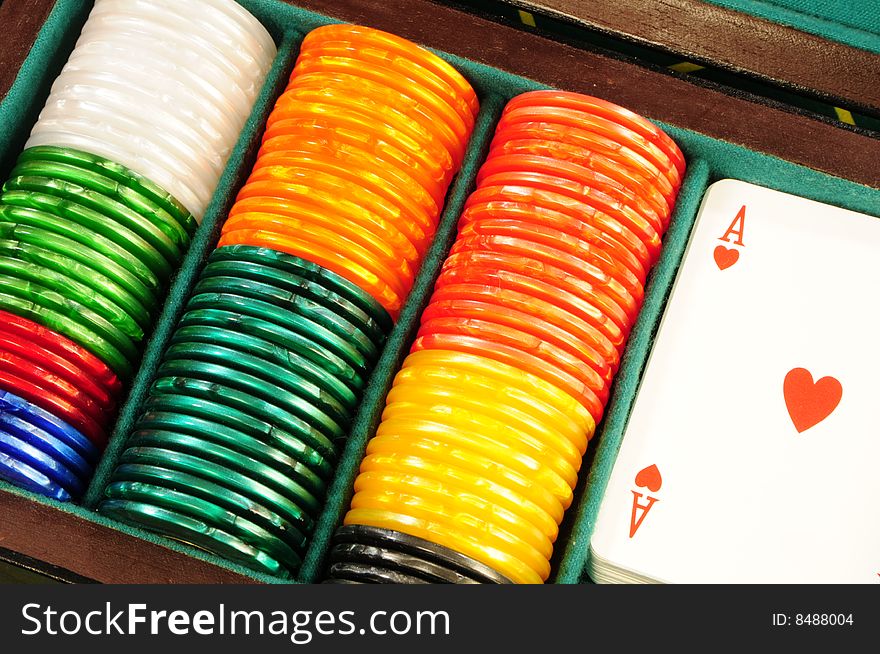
[
  {"left": 401, "top": 349, "right": 594, "bottom": 445},
  {"left": 344, "top": 508, "right": 542, "bottom": 584},
  {"left": 362, "top": 432, "right": 561, "bottom": 541},
  {"left": 353, "top": 466, "right": 554, "bottom": 557},
  {"left": 373, "top": 418, "right": 569, "bottom": 517}
]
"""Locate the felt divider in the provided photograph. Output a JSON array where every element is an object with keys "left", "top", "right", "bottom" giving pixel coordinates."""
[{"left": 1, "top": 0, "right": 879, "bottom": 584}]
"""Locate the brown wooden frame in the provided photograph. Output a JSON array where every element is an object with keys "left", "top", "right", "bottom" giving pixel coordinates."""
[{"left": 0, "top": 0, "right": 877, "bottom": 583}]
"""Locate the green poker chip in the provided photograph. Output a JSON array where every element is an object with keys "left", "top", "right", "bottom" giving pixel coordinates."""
[
  {"left": 17, "top": 146, "right": 196, "bottom": 234},
  {"left": 162, "top": 340, "right": 349, "bottom": 427},
  {"left": 9, "top": 160, "right": 194, "bottom": 248},
  {"left": 184, "top": 292, "right": 370, "bottom": 385},
  {"left": 199, "top": 257, "right": 387, "bottom": 347},
  {"left": 104, "top": 480, "right": 303, "bottom": 571},
  {"left": 109, "top": 462, "right": 309, "bottom": 552},
  {"left": 0, "top": 286, "right": 134, "bottom": 379},
  {"left": 126, "top": 429, "right": 322, "bottom": 517},
  {"left": 0, "top": 237, "right": 153, "bottom": 329},
  {"left": 192, "top": 275, "right": 380, "bottom": 363},
  {"left": 116, "top": 446, "right": 315, "bottom": 536},
  {"left": 176, "top": 306, "right": 365, "bottom": 395},
  {"left": 0, "top": 254, "right": 145, "bottom": 341},
  {"left": 140, "top": 393, "right": 335, "bottom": 478},
  {"left": 154, "top": 358, "right": 347, "bottom": 443},
  {"left": 150, "top": 376, "right": 338, "bottom": 458},
  {"left": 135, "top": 408, "right": 328, "bottom": 497},
  {"left": 170, "top": 324, "right": 358, "bottom": 412},
  {"left": 210, "top": 245, "right": 392, "bottom": 332},
  {"left": 98, "top": 498, "right": 289, "bottom": 577},
  {"left": 0, "top": 189, "right": 174, "bottom": 281},
  {"left": 0, "top": 209, "right": 161, "bottom": 297}
]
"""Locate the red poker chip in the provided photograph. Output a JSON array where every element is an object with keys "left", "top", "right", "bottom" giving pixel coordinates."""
[
  {"left": 449, "top": 232, "right": 639, "bottom": 330},
  {"left": 502, "top": 91, "right": 686, "bottom": 177},
  {"left": 435, "top": 250, "right": 628, "bottom": 350},
  {"left": 420, "top": 295, "right": 615, "bottom": 382},
  {"left": 0, "top": 368, "right": 107, "bottom": 447},
  {"left": 0, "top": 328, "right": 117, "bottom": 412},
  {"left": 0, "top": 309, "right": 121, "bottom": 395},
  {"left": 459, "top": 200, "right": 647, "bottom": 286},
  {"left": 490, "top": 120, "right": 677, "bottom": 206}
]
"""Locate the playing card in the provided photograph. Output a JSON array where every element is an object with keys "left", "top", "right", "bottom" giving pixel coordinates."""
[{"left": 589, "top": 179, "right": 880, "bottom": 583}]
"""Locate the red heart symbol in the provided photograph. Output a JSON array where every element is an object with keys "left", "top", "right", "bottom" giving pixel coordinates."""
[
  {"left": 783, "top": 368, "right": 842, "bottom": 433},
  {"left": 714, "top": 245, "right": 739, "bottom": 270},
  {"left": 634, "top": 464, "right": 662, "bottom": 492}
]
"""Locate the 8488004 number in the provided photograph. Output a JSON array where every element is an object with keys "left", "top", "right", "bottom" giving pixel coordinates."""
[{"left": 795, "top": 614, "right": 853, "bottom": 626}]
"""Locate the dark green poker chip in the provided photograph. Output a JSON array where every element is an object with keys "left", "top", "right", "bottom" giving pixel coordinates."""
[
  {"left": 104, "top": 480, "right": 302, "bottom": 571},
  {"left": 210, "top": 245, "right": 392, "bottom": 332},
  {"left": 98, "top": 498, "right": 289, "bottom": 577},
  {"left": 109, "top": 462, "right": 309, "bottom": 552},
  {"left": 140, "top": 392, "right": 335, "bottom": 477}
]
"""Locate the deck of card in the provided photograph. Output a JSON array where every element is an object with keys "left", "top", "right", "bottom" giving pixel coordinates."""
[{"left": 589, "top": 179, "right": 880, "bottom": 584}]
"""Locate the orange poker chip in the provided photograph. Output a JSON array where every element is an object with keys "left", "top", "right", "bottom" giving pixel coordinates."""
[
  {"left": 477, "top": 169, "right": 662, "bottom": 265},
  {"left": 284, "top": 70, "right": 467, "bottom": 168},
  {"left": 0, "top": 310, "right": 121, "bottom": 395},
  {"left": 491, "top": 120, "right": 677, "bottom": 206},
  {"left": 427, "top": 282, "right": 619, "bottom": 374},
  {"left": 460, "top": 203, "right": 647, "bottom": 289},
  {"left": 272, "top": 83, "right": 456, "bottom": 179},
  {"left": 415, "top": 315, "right": 610, "bottom": 407},
  {"left": 497, "top": 106, "right": 682, "bottom": 190},
  {"left": 449, "top": 232, "right": 639, "bottom": 330},
  {"left": 295, "top": 42, "right": 477, "bottom": 130},
  {"left": 504, "top": 91, "right": 685, "bottom": 176},
  {"left": 252, "top": 140, "right": 437, "bottom": 242},
  {"left": 462, "top": 182, "right": 653, "bottom": 272},
  {"left": 218, "top": 228, "right": 404, "bottom": 318},
  {"left": 222, "top": 211, "right": 415, "bottom": 296},
  {"left": 0, "top": 349, "right": 108, "bottom": 426},
  {"left": 0, "top": 326, "right": 117, "bottom": 412},
  {"left": 488, "top": 137, "right": 671, "bottom": 223},
  {"left": 301, "top": 25, "right": 479, "bottom": 116},
  {"left": 0, "top": 367, "right": 106, "bottom": 446},
  {"left": 219, "top": 214, "right": 412, "bottom": 301},
  {"left": 410, "top": 332, "right": 604, "bottom": 420},
  {"left": 387, "top": 364, "right": 584, "bottom": 470},
  {"left": 420, "top": 297, "right": 614, "bottom": 385},
  {"left": 354, "top": 459, "right": 556, "bottom": 556},
  {"left": 291, "top": 55, "right": 472, "bottom": 149},
  {"left": 259, "top": 109, "right": 449, "bottom": 205},
  {"left": 235, "top": 171, "right": 423, "bottom": 263},
  {"left": 436, "top": 251, "right": 626, "bottom": 352},
  {"left": 477, "top": 153, "right": 664, "bottom": 237}
]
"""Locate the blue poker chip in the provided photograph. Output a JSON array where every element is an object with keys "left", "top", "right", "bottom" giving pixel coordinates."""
[
  {"left": 0, "top": 413, "right": 93, "bottom": 480},
  {"left": 0, "top": 390, "right": 98, "bottom": 462},
  {"left": 0, "top": 428, "right": 84, "bottom": 496},
  {"left": 0, "top": 450, "right": 72, "bottom": 502}
]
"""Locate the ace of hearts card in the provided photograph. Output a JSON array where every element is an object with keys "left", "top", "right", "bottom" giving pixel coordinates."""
[{"left": 589, "top": 179, "right": 880, "bottom": 583}]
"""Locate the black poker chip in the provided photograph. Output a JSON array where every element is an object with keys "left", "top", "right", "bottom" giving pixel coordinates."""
[
  {"left": 330, "top": 541, "right": 482, "bottom": 584},
  {"left": 328, "top": 561, "right": 431, "bottom": 585}
]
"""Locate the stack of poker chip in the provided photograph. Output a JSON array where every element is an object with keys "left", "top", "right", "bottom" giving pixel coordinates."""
[
  {"left": 328, "top": 90, "right": 685, "bottom": 584},
  {"left": 0, "top": 0, "right": 275, "bottom": 501},
  {"left": 98, "top": 25, "right": 478, "bottom": 578}
]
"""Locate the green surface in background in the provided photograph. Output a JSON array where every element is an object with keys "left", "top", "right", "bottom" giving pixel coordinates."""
[
  {"left": 0, "top": 0, "right": 878, "bottom": 585},
  {"left": 705, "top": 0, "right": 880, "bottom": 54}
]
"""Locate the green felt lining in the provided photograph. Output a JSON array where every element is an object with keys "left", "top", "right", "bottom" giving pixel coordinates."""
[{"left": 1, "top": 0, "right": 879, "bottom": 584}]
